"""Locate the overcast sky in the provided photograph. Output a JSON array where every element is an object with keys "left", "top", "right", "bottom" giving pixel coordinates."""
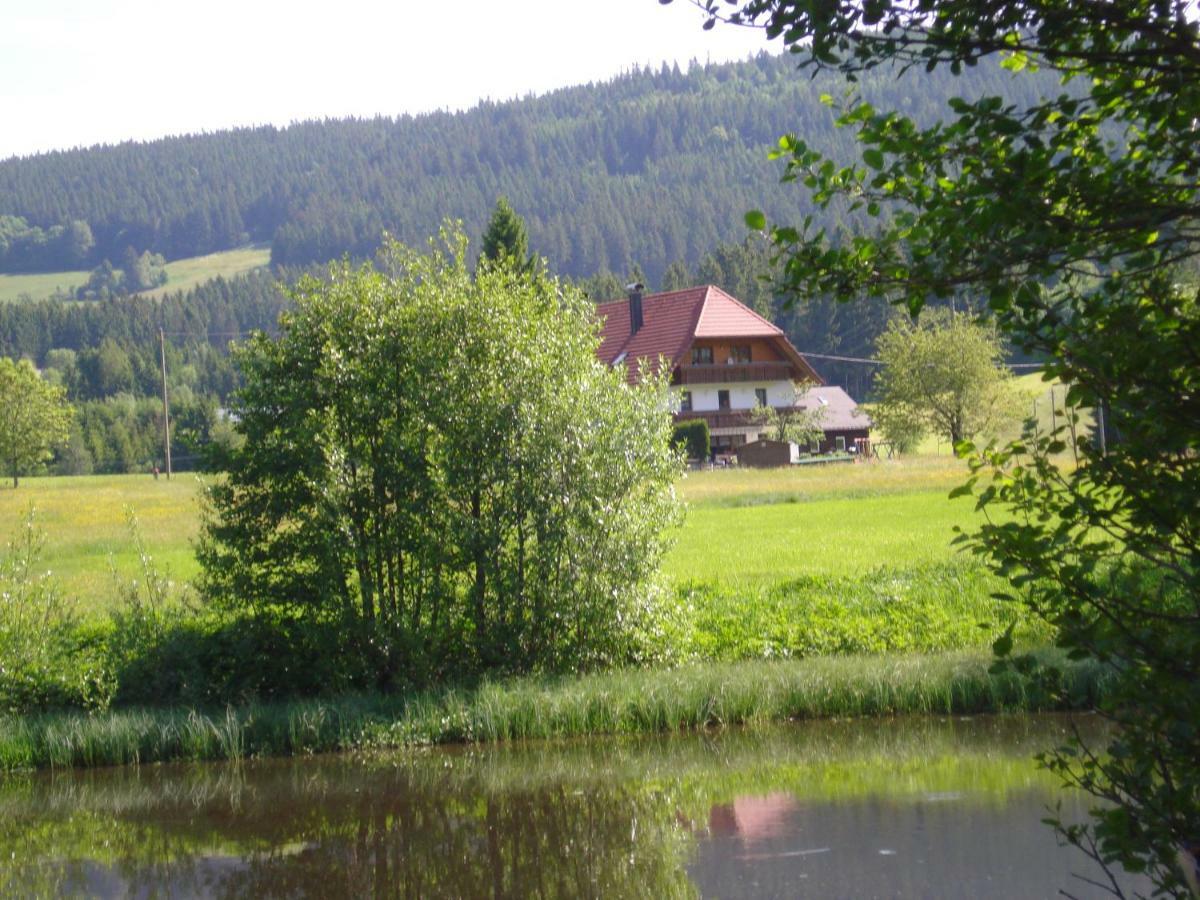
[{"left": 0, "top": 0, "right": 776, "bottom": 160}]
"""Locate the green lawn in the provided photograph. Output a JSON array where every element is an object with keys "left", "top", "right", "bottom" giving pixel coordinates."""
[
  {"left": 0, "top": 246, "right": 270, "bottom": 304},
  {"left": 666, "top": 488, "right": 979, "bottom": 583}
]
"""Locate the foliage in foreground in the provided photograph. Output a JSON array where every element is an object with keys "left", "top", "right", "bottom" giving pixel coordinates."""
[
  {"left": 199, "top": 227, "right": 680, "bottom": 684},
  {"left": 693, "top": 0, "right": 1200, "bottom": 891}
]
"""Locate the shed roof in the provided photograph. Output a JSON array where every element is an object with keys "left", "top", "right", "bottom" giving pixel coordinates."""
[{"left": 796, "top": 385, "right": 872, "bottom": 431}]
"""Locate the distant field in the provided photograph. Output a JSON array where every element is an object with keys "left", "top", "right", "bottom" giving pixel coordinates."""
[
  {"left": 141, "top": 246, "right": 270, "bottom": 298},
  {"left": 904, "top": 370, "right": 1095, "bottom": 456},
  {"left": 0, "top": 268, "right": 90, "bottom": 303},
  {"left": 0, "top": 245, "right": 270, "bottom": 304},
  {"left": 665, "top": 486, "right": 979, "bottom": 584}
]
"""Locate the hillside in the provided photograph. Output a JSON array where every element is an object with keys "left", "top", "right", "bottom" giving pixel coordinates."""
[{"left": 0, "top": 54, "right": 1060, "bottom": 287}]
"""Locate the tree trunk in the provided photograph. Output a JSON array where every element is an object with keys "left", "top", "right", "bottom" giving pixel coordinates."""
[{"left": 472, "top": 487, "right": 487, "bottom": 653}]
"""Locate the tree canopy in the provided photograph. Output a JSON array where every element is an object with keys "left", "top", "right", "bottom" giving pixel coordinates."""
[
  {"left": 199, "top": 227, "right": 680, "bottom": 683},
  {"left": 681, "top": 0, "right": 1200, "bottom": 892},
  {"left": 0, "top": 358, "right": 72, "bottom": 487},
  {"left": 872, "top": 310, "right": 1023, "bottom": 447}
]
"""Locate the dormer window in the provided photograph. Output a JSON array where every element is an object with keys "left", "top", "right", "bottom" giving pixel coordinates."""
[{"left": 691, "top": 346, "right": 713, "bottom": 365}]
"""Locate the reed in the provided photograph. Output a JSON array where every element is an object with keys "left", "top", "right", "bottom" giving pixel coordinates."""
[{"left": 0, "top": 649, "right": 1112, "bottom": 772}]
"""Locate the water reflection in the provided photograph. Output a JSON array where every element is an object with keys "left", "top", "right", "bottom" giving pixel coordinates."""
[{"left": 0, "top": 715, "right": 1146, "bottom": 898}]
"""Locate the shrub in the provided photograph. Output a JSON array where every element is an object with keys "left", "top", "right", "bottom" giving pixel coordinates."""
[
  {"left": 671, "top": 419, "right": 710, "bottom": 461},
  {"left": 199, "top": 227, "right": 681, "bottom": 684}
]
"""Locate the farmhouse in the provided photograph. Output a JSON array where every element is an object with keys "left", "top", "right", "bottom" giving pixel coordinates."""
[{"left": 595, "top": 284, "right": 871, "bottom": 456}]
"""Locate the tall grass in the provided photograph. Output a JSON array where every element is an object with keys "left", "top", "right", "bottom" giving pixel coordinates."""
[{"left": 0, "top": 650, "right": 1112, "bottom": 772}]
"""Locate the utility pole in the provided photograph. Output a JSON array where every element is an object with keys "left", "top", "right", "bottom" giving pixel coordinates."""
[{"left": 159, "top": 328, "right": 172, "bottom": 479}]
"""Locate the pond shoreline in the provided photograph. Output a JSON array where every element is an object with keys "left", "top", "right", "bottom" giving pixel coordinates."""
[{"left": 0, "top": 648, "right": 1110, "bottom": 772}]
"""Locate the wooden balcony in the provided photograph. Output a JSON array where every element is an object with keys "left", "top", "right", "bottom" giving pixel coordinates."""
[
  {"left": 675, "top": 409, "right": 762, "bottom": 429},
  {"left": 674, "top": 361, "right": 793, "bottom": 385}
]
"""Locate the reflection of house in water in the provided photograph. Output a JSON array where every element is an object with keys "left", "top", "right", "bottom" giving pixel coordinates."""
[{"left": 708, "top": 792, "right": 799, "bottom": 843}]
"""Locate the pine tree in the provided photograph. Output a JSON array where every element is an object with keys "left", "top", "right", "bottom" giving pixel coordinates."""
[{"left": 479, "top": 197, "right": 532, "bottom": 270}]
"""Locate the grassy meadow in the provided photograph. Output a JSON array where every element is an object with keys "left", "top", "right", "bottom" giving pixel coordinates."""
[
  {"left": 0, "top": 457, "right": 988, "bottom": 617},
  {"left": 0, "top": 268, "right": 89, "bottom": 304},
  {"left": 0, "top": 456, "right": 1042, "bottom": 658},
  {"left": 0, "top": 245, "right": 270, "bottom": 304},
  {"left": 0, "top": 474, "right": 203, "bottom": 610}
]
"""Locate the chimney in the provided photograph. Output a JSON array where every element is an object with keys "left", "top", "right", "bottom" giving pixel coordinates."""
[{"left": 626, "top": 282, "right": 645, "bottom": 334}]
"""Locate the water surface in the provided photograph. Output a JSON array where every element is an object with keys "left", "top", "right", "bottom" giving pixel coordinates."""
[{"left": 1, "top": 714, "right": 1146, "bottom": 898}]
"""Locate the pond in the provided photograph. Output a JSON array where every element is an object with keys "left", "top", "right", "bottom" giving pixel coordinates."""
[{"left": 1, "top": 714, "right": 1147, "bottom": 898}]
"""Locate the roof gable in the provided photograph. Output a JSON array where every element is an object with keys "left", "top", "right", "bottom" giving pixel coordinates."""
[{"left": 595, "top": 285, "right": 823, "bottom": 385}]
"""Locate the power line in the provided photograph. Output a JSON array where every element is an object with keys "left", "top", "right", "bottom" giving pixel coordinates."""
[{"left": 796, "top": 349, "right": 1044, "bottom": 369}]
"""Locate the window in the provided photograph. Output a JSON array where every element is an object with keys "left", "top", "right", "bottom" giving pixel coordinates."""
[
  {"left": 754, "top": 388, "right": 767, "bottom": 407},
  {"left": 730, "top": 345, "right": 752, "bottom": 363},
  {"left": 836, "top": 436, "right": 846, "bottom": 452},
  {"left": 718, "top": 389, "right": 731, "bottom": 410},
  {"left": 679, "top": 390, "right": 692, "bottom": 412},
  {"left": 691, "top": 346, "right": 713, "bottom": 365}
]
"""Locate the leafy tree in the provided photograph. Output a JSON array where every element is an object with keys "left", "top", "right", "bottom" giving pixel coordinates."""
[
  {"left": 750, "top": 381, "right": 825, "bottom": 446},
  {"left": 686, "top": 0, "right": 1200, "bottom": 892},
  {"left": 199, "top": 227, "right": 679, "bottom": 683},
  {"left": 0, "top": 358, "right": 72, "bottom": 487},
  {"left": 479, "top": 196, "right": 532, "bottom": 271},
  {"left": 121, "top": 248, "right": 168, "bottom": 293},
  {"left": 873, "top": 310, "right": 1023, "bottom": 447}
]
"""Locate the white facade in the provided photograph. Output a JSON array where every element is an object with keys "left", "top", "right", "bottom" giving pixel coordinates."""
[
  {"left": 672, "top": 379, "right": 801, "bottom": 446},
  {"left": 674, "top": 380, "right": 797, "bottom": 413}
]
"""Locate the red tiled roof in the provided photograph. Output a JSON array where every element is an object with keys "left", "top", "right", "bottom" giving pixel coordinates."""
[{"left": 595, "top": 284, "right": 823, "bottom": 385}]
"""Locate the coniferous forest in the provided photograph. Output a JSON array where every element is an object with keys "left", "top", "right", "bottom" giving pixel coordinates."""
[
  {"left": 0, "top": 52, "right": 1057, "bottom": 474},
  {"left": 0, "top": 54, "right": 1057, "bottom": 283}
]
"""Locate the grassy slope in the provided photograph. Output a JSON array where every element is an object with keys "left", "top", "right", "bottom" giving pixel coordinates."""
[
  {"left": 139, "top": 246, "right": 270, "bottom": 299},
  {"left": 0, "top": 246, "right": 269, "bottom": 304},
  {"left": 910, "top": 370, "right": 1095, "bottom": 456}
]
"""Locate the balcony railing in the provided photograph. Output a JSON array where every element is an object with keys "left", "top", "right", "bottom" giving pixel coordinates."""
[
  {"left": 676, "top": 409, "right": 764, "bottom": 429},
  {"left": 674, "top": 362, "right": 793, "bottom": 385}
]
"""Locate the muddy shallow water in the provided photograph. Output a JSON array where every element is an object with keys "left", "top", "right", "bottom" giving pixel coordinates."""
[{"left": 1, "top": 714, "right": 1147, "bottom": 898}]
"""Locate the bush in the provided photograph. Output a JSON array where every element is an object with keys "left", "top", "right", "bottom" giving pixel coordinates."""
[
  {"left": 0, "top": 512, "right": 109, "bottom": 713},
  {"left": 671, "top": 419, "right": 710, "bottom": 461},
  {"left": 200, "top": 227, "right": 681, "bottom": 683}
]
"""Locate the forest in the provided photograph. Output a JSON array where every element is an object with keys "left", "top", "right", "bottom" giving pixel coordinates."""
[{"left": 0, "top": 54, "right": 1059, "bottom": 285}]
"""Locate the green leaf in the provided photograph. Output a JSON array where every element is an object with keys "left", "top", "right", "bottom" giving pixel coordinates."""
[
  {"left": 744, "top": 210, "right": 767, "bottom": 230},
  {"left": 862, "top": 149, "right": 885, "bottom": 170}
]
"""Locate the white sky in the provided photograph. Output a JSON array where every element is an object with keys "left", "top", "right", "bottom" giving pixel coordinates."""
[{"left": 0, "top": 0, "right": 776, "bottom": 160}]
